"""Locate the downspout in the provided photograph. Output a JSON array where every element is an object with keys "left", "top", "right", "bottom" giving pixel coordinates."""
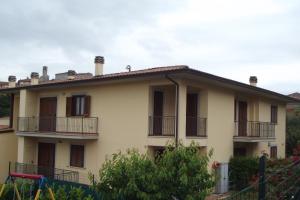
[{"left": 165, "top": 74, "right": 179, "bottom": 147}]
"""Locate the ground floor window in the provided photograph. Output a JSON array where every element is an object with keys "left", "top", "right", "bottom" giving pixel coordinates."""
[
  {"left": 234, "top": 147, "right": 247, "bottom": 157},
  {"left": 270, "top": 146, "right": 277, "bottom": 159},
  {"left": 70, "top": 145, "right": 85, "bottom": 168}
]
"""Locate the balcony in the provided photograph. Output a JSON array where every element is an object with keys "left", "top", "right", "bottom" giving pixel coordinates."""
[
  {"left": 186, "top": 117, "right": 207, "bottom": 137},
  {"left": 148, "top": 116, "right": 175, "bottom": 136},
  {"left": 234, "top": 121, "right": 275, "bottom": 142},
  {"left": 16, "top": 117, "right": 98, "bottom": 139}
]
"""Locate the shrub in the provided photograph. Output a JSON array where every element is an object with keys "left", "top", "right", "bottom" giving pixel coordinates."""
[
  {"left": 0, "top": 181, "right": 94, "bottom": 200},
  {"left": 94, "top": 143, "right": 215, "bottom": 200},
  {"left": 286, "top": 116, "right": 300, "bottom": 156},
  {"left": 94, "top": 149, "right": 158, "bottom": 200},
  {"left": 155, "top": 144, "right": 215, "bottom": 200},
  {"left": 229, "top": 156, "right": 259, "bottom": 190}
]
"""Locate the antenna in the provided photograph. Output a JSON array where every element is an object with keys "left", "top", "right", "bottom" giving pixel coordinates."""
[{"left": 126, "top": 65, "right": 132, "bottom": 72}]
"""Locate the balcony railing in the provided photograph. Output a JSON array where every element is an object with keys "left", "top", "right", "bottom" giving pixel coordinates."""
[
  {"left": 148, "top": 116, "right": 175, "bottom": 136},
  {"left": 9, "top": 162, "right": 79, "bottom": 183},
  {"left": 186, "top": 117, "right": 207, "bottom": 137},
  {"left": 17, "top": 117, "right": 98, "bottom": 135},
  {"left": 234, "top": 121, "right": 275, "bottom": 138}
]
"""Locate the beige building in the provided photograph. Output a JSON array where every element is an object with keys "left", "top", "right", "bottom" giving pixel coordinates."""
[{"left": 0, "top": 56, "right": 297, "bottom": 184}]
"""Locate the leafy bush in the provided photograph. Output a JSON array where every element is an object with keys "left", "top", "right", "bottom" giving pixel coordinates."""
[
  {"left": 0, "top": 180, "right": 94, "bottom": 200},
  {"left": 95, "top": 149, "right": 157, "bottom": 200},
  {"left": 229, "top": 156, "right": 259, "bottom": 190},
  {"left": 155, "top": 145, "right": 215, "bottom": 200},
  {"left": 286, "top": 116, "right": 300, "bottom": 156},
  {"left": 94, "top": 143, "right": 215, "bottom": 200}
]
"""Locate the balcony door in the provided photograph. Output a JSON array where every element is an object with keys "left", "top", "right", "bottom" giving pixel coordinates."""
[
  {"left": 153, "top": 91, "right": 163, "bottom": 135},
  {"left": 39, "top": 97, "right": 57, "bottom": 132},
  {"left": 186, "top": 93, "right": 198, "bottom": 136},
  {"left": 38, "top": 142, "right": 55, "bottom": 178},
  {"left": 238, "top": 101, "right": 247, "bottom": 136}
]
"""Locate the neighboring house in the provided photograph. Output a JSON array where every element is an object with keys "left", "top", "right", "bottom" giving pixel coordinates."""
[
  {"left": 0, "top": 81, "right": 8, "bottom": 88},
  {"left": 0, "top": 56, "right": 297, "bottom": 184}
]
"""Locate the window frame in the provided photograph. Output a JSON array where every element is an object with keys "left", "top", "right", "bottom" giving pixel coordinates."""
[
  {"left": 270, "top": 146, "right": 277, "bottom": 159},
  {"left": 271, "top": 105, "right": 278, "bottom": 124},
  {"left": 72, "top": 95, "right": 86, "bottom": 116},
  {"left": 70, "top": 144, "right": 85, "bottom": 168}
]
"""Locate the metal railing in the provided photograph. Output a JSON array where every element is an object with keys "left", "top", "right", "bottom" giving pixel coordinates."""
[
  {"left": 234, "top": 121, "right": 275, "bottom": 138},
  {"left": 148, "top": 116, "right": 175, "bottom": 136},
  {"left": 9, "top": 162, "right": 79, "bottom": 183},
  {"left": 17, "top": 117, "right": 98, "bottom": 135},
  {"left": 221, "top": 157, "right": 300, "bottom": 200},
  {"left": 186, "top": 117, "right": 207, "bottom": 137}
]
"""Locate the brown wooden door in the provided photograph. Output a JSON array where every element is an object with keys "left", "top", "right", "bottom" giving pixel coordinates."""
[
  {"left": 153, "top": 91, "right": 163, "bottom": 135},
  {"left": 186, "top": 93, "right": 198, "bottom": 136},
  {"left": 238, "top": 101, "right": 247, "bottom": 136},
  {"left": 38, "top": 142, "right": 55, "bottom": 178},
  {"left": 39, "top": 97, "right": 57, "bottom": 132}
]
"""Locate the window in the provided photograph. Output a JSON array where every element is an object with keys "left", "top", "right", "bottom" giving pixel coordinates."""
[
  {"left": 70, "top": 145, "right": 84, "bottom": 168},
  {"left": 73, "top": 96, "right": 85, "bottom": 116},
  {"left": 271, "top": 105, "right": 278, "bottom": 123},
  {"left": 270, "top": 146, "right": 277, "bottom": 159},
  {"left": 234, "top": 147, "right": 247, "bottom": 157},
  {"left": 66, "top": 95, "right": 91, "bottom": 117}
]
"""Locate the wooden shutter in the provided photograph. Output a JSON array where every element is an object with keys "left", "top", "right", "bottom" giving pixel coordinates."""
[
  {"left": 66, "top": 97, "right": 72, "bottom": 117},
  {"left": 84, "top": 95, "right": 91, "bottom": 117}
]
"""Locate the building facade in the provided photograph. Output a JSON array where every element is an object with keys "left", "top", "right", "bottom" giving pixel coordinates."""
[{"left": 0, "top": 57, "right": 296, "bottom": 184}]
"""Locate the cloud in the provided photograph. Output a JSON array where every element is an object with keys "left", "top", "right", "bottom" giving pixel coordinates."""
[{"left": 0, "top": 0, "right": 299, "bottom": 94}]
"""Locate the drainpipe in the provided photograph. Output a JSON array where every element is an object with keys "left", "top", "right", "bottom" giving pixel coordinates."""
[{"left": 165, "top": 74, "right": 179, "bottom": 147}]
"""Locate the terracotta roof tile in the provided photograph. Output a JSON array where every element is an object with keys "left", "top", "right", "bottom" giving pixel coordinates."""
[
  {"left": 24, "top": 65, "right": 188, "bottom": 86},
  {"left": 289, "top": 92, "right": 300, "bottom": 100},
  {"left": 93, "top": 65, "right": 188, "bottom": 79}
]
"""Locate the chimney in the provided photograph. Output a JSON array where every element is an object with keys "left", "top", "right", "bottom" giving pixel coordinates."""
[
  {"left": 31, "top": 72, "right": 39, "bottom": 85},
  {"left": 94, "top": 56, "right": 104, "bottom": 76},
  {"left": 67, "top": 70, "right": 76, "bottom": 80},
  {"left": 8, "top": 75, "right": 16, "bottom": 88},
  {"left": 249, "top": 76, "right": 258, "bottom": 86},
  {"left": 41, "top": 66, "right": 49, "bottom": 81}
]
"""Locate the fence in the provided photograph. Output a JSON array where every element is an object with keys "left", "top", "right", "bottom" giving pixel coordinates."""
[
  {"left": 10, "top": 162, "right": 79, "bottom": 183},
  {"left": 221, "top": 156, "right": 300, "bottom": 200}
]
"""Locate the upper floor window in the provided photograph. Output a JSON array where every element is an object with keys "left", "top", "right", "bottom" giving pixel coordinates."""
[
  {"left": 66, "top": 95, "right": 91, "bottom": 117},
  {"left": 271, "top": 105, "right": 278, "bottom": 124}
]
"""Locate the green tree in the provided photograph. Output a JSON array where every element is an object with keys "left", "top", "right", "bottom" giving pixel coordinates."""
[
  {"left": 94, "top": 143, "right": 215, "bottom": 200},
  {"left": 95, "top": 149, "right": 157, "bottom": 200},
  {"left": 286, "top": 116, "right": 300, "bottom": 156},
  {"left": 155, "top": 143, "right": 215, "bottom": 200}
]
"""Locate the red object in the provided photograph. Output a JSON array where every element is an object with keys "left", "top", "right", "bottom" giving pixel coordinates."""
[{"left": 10, "top": 172, "right": 43, "bottom": 180}]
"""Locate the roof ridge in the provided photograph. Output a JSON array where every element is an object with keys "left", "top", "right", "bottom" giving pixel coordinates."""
[{"left": 93, "top": 65, "right": 189, "bottom": 78}]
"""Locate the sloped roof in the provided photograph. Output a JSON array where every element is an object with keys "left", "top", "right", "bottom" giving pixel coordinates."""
[
  {"left": 289, "top": 92, "right": 300, "bottom": 100},
  {"left": 0, "top": 65, "right": 297, "bottom": 103}
]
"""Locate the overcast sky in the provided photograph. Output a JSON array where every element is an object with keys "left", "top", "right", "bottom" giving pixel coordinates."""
[{"left": 0, "top": 0, "right": 299, "bottom": 94}]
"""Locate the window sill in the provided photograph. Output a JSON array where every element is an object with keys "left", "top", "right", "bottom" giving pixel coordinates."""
[
  {"left": 0, "top": 128, "right": 14, "bottom": 133},
  {"left": 68, "top": 165, "right": 86, "bottom": 170}
]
